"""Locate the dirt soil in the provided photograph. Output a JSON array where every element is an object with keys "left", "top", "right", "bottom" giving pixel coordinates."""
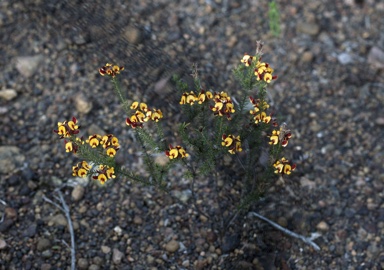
[{"left": 0, "top": 0, "right": 384, "bottom": 269}]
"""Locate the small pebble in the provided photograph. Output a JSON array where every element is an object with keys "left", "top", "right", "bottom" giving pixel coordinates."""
[
  {"left": 37, "top": 238, "right": 51, "bottom": 252},
  {"left": 0, "top": 239, "right": 7, "bottom": 250},
  {"left": 165, "top": 239, "right": 179, "bottom": 253},
  {"left": 72, "top": 185, "right": 85, "bottom": 201},
  {"left": 78, "top": 258, "right": 89, "bottom": 270},
  {"left": 316, "top": 221, "right": 329, "bottom": 231},
  {"left": 0, "top": 89, "right": 17, "bottom": 101},
  {"left": 101, "top": 245, "right": 111, "bottom": 254},
  {"left": 112, "top": 248, "right": 124, "bottom": 264}
]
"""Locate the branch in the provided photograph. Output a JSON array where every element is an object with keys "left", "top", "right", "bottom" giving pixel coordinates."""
[
  {"left": 43, "top": 190, "right": 77, "bottom": 269},
  {"left": 248, "top": 211, "right": 321, "bottom": 251}
]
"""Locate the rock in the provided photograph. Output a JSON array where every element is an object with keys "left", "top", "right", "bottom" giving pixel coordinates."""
[
  {"left": 49, "top": 214, "right": 67, "bottom": 227},
  {"left": 367, "top": 46, "right": 384, "bottom": 69},
  {"left": 0, "top": 89, "right": 17, "bottom": 101},
  {"left": 337, "top": 52, "right": 353, "bottom": 65},
  {"left": 92, "top": 256, "right": 103, "bottom": 265},
  {"left": 7, "top": 175, "right": 20, "bottom": 186},
  {"left": 113, "top": 226, "right": 123, "bottom": 235},
  {"left": 296, "top": 21, "right": 320, "bottom": 36},
  {"left": 154, "top": 155, "right": 169, "bottom": 166},
  {"left": 23, "top": 223, "right": 38, "bottom": 238},
  {"left": 74, "top": 93, "right": 93, "bottom": 114},
  {"left": 0, "top": 239, "right": 7, "bottom": 250},
  {"left": 15, "top": 55, "right": 44, "bottom": 78},
  {"left": 72, "top": 185, "right": 85, "bottom": 201},
  {"left": 5, "top": 207, "right": 17, "bottom": 219},
  {"left": 78, "top": 258, "right": 89, "bottom": 269},
  {"left": 101, "top": 245, "right": 111, "bottom": 254},
  {"left": 42, "top": 249, "right": 53, "bottom": 258},
  {"left": 133, "top": 215, "right": 143, "bottom": 225},
  {"left": 89, "top": 265, "right": 100, "bottom": 270},
  {"left": 165, "top": 239, "right": 180, "bottom": 253},
  {"left": 37, "top": 238, "right": 51, "bottom": 252},
  {"left": 301, "top": 51, "right": 313, "bottom": 63},
  {"left": 375, "top": 117, "right": 384, "bottom": 126},
  {"left": 146, "top": 255, "right": 155, "bottom": 265},
  {"left": 194, "top": 259, "right": 208, "bottom": 270},
  {"left": 316, "top": 221, "right": 329, "bottom": 231},
  {"left": 277, "top": 217, "right": 288, "bottom": 227},
  {"left": 41, "top": 264, "right": 51, "bottom": 270},
  {"left": 112, "top": 248, "right": 124, "bottom": 264},
  {"left": 221, "top": 233, "right": 240, "bottom": 253},
  {"left": 300, "top": 177, "right": 316, "bottom": 189},
  {"left": 0, "top": 146, "right": 25, "bottom": 174},
  {"left": 19, "top": 184, "right": 31, "bottom": 196},
  {"left": 87, "top": 124, "right": 105, "bottom": 137},
  {"left": 182, "top": 260, "right": 190, "bottom": 267},
  {"left": 123, "top": 25, "right": 143, "bottom": 44},
  {"left": 0, "top": 219, "right": 14, "bottom": 233}
]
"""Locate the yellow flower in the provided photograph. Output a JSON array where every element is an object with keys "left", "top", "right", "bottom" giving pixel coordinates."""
[
  {"left": 72, "top": 161, "right": 90, "bottom": 178},
  {"left": 97, "top": 173, "right": 107, "bottom": 184},
  {"left": 197, "top": 90, "right": 213, "bottom": 104},
  {"left": 87, "top": 134, "right": 102, "bottom": 148},
  {"left": 166, "top": 145, "right": 189, "bottom": 159},
  {"left": 254, "top": 61, "right": 277, "bottom": 83},
  {"left": 222, "top": 134, "right": 242, "bottom": 154},
  {"left": 268, "top": 130, "right": 280, "bottom": 145},
  {"left": 135, "top": 110, "right": 146, "bottom": 122},
  {"left": 99, "top": 63, "right": 124, "bottom": 77},
  {"left": 253, "top": 111, "right": 271, "bottom": 124},
  {"left": 130, "top": 101, "right": 139, "bottom": 110},
  {"left": 106, "top": 147, "right": 117, "bottom": 157},
  {"left": 54, "top": 117, "right": 80, "bottom": 138},
  {"left": 147, "top": 108, "right": 163, "bottom": 122},
  {"left": 273, "top": 157, "right": 296, "bottom": 175},
  {"left": 241, "top": 54, "right": 253, "bottom": 66},
  {"left": 65, "top": 141, "right": 73, "bottom": 152}
]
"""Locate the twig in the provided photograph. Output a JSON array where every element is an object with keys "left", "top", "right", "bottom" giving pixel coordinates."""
[
  {"left": 43, "top": 190, "right": 77, "bottom": 270},
  {"left": 0, "top": 199, "right": 7, "bottom": 223},
  {"left": 248, "top": 211, "right": 321, "bottom": 251}
]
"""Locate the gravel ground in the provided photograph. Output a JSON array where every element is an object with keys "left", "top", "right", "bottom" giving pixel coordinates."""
[{"left": 0, "top": 0, "right": 384, "bottom": 269}]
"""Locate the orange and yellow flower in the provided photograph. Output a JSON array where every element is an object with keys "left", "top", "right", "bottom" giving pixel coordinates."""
[
  {"left": 273, "top": 157, "right": 296, "bottom": 175},
  {"left": 126, "top": 101, "right": 163, "bottom": 128},
  {"left": 210, "top": 91, "right": 235, "bottom": 120},
  {"left": 99, "top": 63, "right": 124, "bottom": 78},
  {"left": 222, "top": 134, "right": 242, "bottom": 154},
  {"left": 72, "top": 161, "right": 91, "bottom": 178},
  {"left": 92, "top": 165, "right": 116, "bottom": 185},
  {"left": 54, "top": 117, "right": 80, "bottom": 138},
  {"left": 165, "top": 145, "right": 189, "bottom": 159}
]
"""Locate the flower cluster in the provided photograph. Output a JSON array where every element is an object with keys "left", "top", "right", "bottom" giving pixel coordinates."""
[
  {"left": 54, "top": 117, "right": 119, "bottom": 185},
  {"left": 273, "top": 157, "right": 296, "bottom": 175},
  {"left": 210, "top": 91, "right": 235, "bottom": 120},
  {"left": 165, "top": 145, "right": 189, "bottom": 159},
  {"left": 222, "top": 134, "right": 242, "bottom": 154},
  {"left": 92, "top": 164, "right": 116, "bottom": 184},
  {"left": 241, "top": 54, "right": 254, "bottom": 67},
  {"left": 64, "top": 137, "right": 84, "bottom": 154},
  {"left": 86, "top": 134, "right": 120, "bottom": 157},
  {"left": 268, "top": 123, "right": 292, "bottom": 147},
  {"left": 99, "top": 63, "right": 124, "bottom": 78},
  {"left": 241, "top": 54, "right": 277, "bottom": 83},
  {"left": 72, "top": 161, "right": 116, "bottom": 184},
  {"left": 249, "top": 96, "right": 272, "bottom": 124},
  {"left": 126, "top": 101, "right": 163, "bottom": 128},
  {"left": 180, "top": 89, "right": 213, "bottom": 105},
  {"left": 54, "top": 117, "right": 80, "bottom": 138}
]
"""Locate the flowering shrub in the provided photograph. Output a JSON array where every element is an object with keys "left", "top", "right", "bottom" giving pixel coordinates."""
[{"left": 54, "top": 41, "right": 296, "bottom": 233}]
